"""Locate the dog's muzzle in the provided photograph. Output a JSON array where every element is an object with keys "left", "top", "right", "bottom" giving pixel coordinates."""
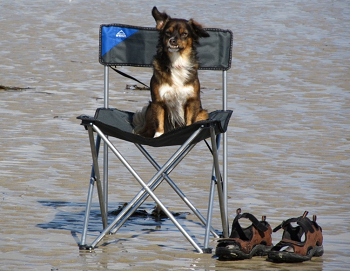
[{"left": 168, "top": 38, "right": 180, "bottom": 52}]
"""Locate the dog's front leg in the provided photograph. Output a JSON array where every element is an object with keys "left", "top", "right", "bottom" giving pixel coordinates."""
[
  {"left": 152, "top": 102, "right": 165, "bottom": 137},
  {"left": 185, "top": 98, "right": 208, "bottom": 126}
]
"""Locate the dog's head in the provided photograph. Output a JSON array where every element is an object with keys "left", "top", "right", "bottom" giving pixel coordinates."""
[{"left": 152, "top": 6, "right": 209, "bottom": 53}]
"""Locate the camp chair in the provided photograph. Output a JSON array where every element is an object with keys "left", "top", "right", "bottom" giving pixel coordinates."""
[{"left": 78, "top": 23, "right": 233, "bottom": 253}]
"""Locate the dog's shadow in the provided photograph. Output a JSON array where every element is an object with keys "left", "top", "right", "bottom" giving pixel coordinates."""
[{"left": 36, "top": 200, "right": 192, "bottom": 246}]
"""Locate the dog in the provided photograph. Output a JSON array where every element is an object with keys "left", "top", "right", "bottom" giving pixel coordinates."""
[{"left": 133, "top": 6, "right": 210, "bottom": 138}]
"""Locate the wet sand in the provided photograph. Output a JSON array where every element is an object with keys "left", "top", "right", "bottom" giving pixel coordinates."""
[{"left": 0, "top": 0, "right": 349, "bottom": 270}]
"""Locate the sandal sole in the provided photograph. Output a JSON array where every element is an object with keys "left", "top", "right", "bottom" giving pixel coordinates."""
[
  {"left": 267, "top": 245, "right": 324, "bottom": 263},
  {"left": 216, "top": 244, "right": 272, "bottom": 261}
]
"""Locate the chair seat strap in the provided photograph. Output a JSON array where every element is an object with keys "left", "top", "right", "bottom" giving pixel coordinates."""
[{"left": 110, "top": 66, "right": 150, "bottom": 89}]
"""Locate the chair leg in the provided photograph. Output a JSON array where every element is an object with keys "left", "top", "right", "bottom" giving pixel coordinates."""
[
  {"left": 106, "top": 145, "right": 193, "bottom": 236},
  {"left": 80, "top": 134, "right": 101, "bottom": 249},
  {"left": 204, "top": 134, "right": 222, "bottom": 251},
  {"left": 210, "top": 128, "right": 229, "bottom": 238},
  {"left": 203, "top": 171, "right": 216, "bottom": 253},
  {"left": 135, "top": 144, "right": 219, "bottom": 239},
  {"left": 111, "top": 137, "right": 219, "bottom": 250},
  {"left": 88, "top": 126, "right": 108, "bottom": 229},
  {"left": 89, "top": 124, "right": 204, "bottom": 253},
  {"left": 110, "top": 144, "right": 193, "bottom": 235},
  {"left": 80, "top": 176, "right": 96, "bottom": 249}
]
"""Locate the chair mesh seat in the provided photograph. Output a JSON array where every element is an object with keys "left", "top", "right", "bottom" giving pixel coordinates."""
[{"left": 78, "top": 108, "right": 232, "bottom": 147}]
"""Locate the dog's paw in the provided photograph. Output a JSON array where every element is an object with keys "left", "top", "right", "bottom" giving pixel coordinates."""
[{"left": 154, "top": 132, "right": 163, "bottom": 138}]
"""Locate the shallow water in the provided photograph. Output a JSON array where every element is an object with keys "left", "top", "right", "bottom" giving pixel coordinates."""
[{"left": 0, "top": 0, "right": 349, "bottom": 270}]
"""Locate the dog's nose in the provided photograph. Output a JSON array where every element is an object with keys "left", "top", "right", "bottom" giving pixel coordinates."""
[{"left": 169, "top": 37, "right": 177, "bottom": 46}]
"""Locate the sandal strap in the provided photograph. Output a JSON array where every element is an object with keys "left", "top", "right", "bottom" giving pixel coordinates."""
[
  {"left": 297, "top": 217, "right": 315, "bottom": 233},
  {"left": 273, "top": 211, "right": 315, "bottom": 233},
  {"left": 241, "top": 213, "right": 269, "bottom": 232},
  {"left": 273, "top": 217, "right": 299, "bottom": 232},
  {"left": 276, "top": 239, "right": 304, "bottom": 248},
  {"left": 232, "top": 208, "right": 268, "bottom": 232}
]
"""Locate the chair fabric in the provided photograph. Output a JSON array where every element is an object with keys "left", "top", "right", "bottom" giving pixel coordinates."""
[
  {"left": 78, "top": 108, "right": 232, "bottom": 147},
  {"left": 100, "top": 24, "right": 233, "bottom": 70}
]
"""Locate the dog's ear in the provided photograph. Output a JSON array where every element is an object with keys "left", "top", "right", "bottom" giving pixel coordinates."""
[
  {"left": 189, "top": 19, "right": 210, "bottom": 39},
  {"left": 152, "top": 6, "right": 170, "bottom": 30}
]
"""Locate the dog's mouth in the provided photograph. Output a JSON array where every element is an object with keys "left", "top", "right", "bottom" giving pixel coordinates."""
[{"left": 168, "top": 44, "right": 181, "bottom": 53}]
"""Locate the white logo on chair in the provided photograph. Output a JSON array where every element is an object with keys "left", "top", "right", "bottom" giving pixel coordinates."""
[{"left": 116, "top": 30, "right": 127, "bottom": 38}]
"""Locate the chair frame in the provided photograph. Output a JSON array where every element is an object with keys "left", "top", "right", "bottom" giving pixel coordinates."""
[{"left": 79, "top": 24, "right": 233, "bottom": 253}]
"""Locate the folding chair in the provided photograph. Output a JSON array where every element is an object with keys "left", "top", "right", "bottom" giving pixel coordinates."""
[{"left": 78, "top": 24, "right": 233, "bottom": 253}]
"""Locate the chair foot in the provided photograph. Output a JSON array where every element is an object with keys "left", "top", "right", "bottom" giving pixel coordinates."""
[
  {"left": 202, "top": 248, "right": 213, "bottom": 254},
  {"left": 79, "top": 244, "right": 94, "bottom": 251}
]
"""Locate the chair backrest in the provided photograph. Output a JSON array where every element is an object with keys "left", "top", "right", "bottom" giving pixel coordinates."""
[{"left": 99, "top": 24, "right": 233, "bottom": 71}]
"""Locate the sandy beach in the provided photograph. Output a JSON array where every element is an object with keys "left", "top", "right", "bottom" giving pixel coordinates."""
[{"left": 0, "top": 0, "right": 349, "bottom": 270}]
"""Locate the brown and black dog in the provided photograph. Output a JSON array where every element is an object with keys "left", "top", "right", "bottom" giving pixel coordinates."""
[{"left": 133, "top": 6, "right": 210, "bottom": 138}]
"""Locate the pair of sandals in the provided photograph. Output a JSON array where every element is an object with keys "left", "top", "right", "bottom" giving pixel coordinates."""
[{"left": 215, "top": 209, "right": 324, "bottom": 263}]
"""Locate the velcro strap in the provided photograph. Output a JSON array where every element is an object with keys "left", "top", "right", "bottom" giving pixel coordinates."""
[
  {"left": 240, "top": 213, "right": 268, "bottom": 232},
  {"left": 273, "top": 217, "right": 299, "bottom": 232},
  {"left": 273, "top": 211, "right": 314, "bottom": 233},
  {"left": 297, "top": 218, "right": 315, "bottom": 233}
]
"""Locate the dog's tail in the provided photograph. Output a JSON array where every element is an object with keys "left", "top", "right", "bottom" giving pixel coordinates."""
[{"left": 132, "top": 104, "right": 149, "bottom": 134}]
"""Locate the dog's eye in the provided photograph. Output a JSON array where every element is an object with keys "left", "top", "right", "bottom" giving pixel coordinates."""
[
  {"left": 181, "top": 32, "right": 188, "bottom": 38},
  {"left": 165, "top": 30, "right": 172, "bottom": 37}
]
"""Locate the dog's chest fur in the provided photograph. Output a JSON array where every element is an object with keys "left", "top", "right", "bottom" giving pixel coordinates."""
[{"left": 158, "top": 52, "right": 194, "bottom": 126}]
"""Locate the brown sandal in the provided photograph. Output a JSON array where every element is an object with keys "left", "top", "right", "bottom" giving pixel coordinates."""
[
  {"left": 215, "top": 208, "right": 273, "bottom": 261},
  {"left": 267, "top": 211, "right": 324, "bottom": 263}
]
